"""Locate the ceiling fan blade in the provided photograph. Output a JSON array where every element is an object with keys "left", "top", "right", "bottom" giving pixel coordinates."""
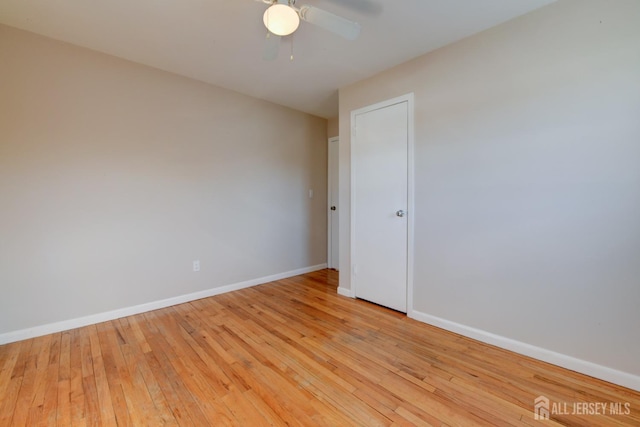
[
  {"left": 321, "top": 0, "right": 382, "bottom": 16},
  {"left": 263, "top": 32, "right": 281, "bottom": 60},
  {"left": 298, "top": 5, "right": 361, "bottom": 40}
]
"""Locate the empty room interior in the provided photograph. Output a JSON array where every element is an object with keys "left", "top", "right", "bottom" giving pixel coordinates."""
[{"left": 1, "top": 0, "right": 639, "bottom": 425}]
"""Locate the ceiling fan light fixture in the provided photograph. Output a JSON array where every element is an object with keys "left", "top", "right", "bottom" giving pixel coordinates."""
[{"left": 263, "top": 3, "right": 300, "bottom": 36}]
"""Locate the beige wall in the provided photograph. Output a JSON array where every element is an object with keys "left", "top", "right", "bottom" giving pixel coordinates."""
[
  {"left": 339, "top": 0, "right": 640, "bottom": 383},
  {"left": 0, "top": 24, "right": 327, "bottom": 335},
  {"left": 327, "top": 117, "right": 339, "bottom": 138}
]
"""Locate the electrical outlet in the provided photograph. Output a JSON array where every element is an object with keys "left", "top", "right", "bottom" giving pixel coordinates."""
[
  {"left": 309, "top": 189, "right": 314, "bottom": 198},
  {"left": 193, "top": 260, "right": 200, "bottom": 272}
]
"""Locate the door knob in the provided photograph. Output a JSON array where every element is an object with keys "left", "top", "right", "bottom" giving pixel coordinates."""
[
  {"left": 396, "top": 210, "right": 407, "bottom": 217},
  {"left": 330, "top": 206, "right": 336, "bottom": 211}
]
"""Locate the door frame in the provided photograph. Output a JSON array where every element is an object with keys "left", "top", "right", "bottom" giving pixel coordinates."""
[
  {"left": 350, "top": 93, "right": 415, "bottom": 312},
  {"left": 327, "top": 136, "right": 339, "bottom": 270}
]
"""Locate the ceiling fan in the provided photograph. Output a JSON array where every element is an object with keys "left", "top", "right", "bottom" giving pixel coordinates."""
[{"left": 256, "top": 0, "right": 362, "bottom": 60}]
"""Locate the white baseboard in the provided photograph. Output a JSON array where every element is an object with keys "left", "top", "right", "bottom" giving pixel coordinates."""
[
  {"left": 0, "top": 264, "right": 327, "bottom": 345},
  {"left": 409, "top": 309, "right": 640, "bottom": 392},
  {"left": 337, "top": 287, "right": 354, "bottom": 297}
]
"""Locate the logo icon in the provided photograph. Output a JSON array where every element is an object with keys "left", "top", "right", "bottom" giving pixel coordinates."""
[{"left": 534, "top": 395, "right": 550, "bottom": 420}]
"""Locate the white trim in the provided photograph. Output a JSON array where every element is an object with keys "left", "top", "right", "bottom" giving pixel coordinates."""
[
  {"left": 406, "top": 94, "right": 415, "bottom": 315},
  {"left": 350, "top": 93, "right": 415, "bottom": 313},
  {"left": 409, "top": 309, "right": 640, "bottom": 392},
  {"left": 337, "top": 287, "right": 354, "bottom": 298},
  {"left": 327, "top": 136, "right": 339, "bottom": 270},
  {"left": 0, "top": 264, "right": 327, "bottom": 345}
]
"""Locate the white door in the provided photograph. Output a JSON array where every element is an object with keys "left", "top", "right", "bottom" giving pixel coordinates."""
[
  {"left": 327, "top": 137, "right": 339, "bottom": 270},
  {"left": 351, "top": 95, "right": 412, "bottom": 313}
]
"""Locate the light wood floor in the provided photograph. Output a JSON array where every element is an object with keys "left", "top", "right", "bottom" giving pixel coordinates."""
[{"left": 1, "top": 270, "right": 638, "bottom": 426}]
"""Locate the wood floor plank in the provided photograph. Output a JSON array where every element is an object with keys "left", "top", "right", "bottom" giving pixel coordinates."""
[
  {"left": 116, "top": 316, "right": 176, "bottom": 426},
  {"left": 40, "top": 333, "right": 61, "bottom": 426},
  {"left": 78, "top": 327, "right": 102, "bottom": 427},
  {"left": 137, "top": 327, "right": 209, "bottom": 426},
  {"left": 0, "top": 341, "right": 23, "bottom": 406},
  {"left": 94, "top": 322, "right": 133, "bottom": 427},
  {"left": 86, "top": 325, "right": 116, "bottom": 426},
  {"left": 141, "top": 310, "right": 235, "bottom": 426},
  {"left": 11, "top": 336, "right": 46, "bottom": 426},
  {"left": 55, "top": 331, "right": 72, "bottom": 427},
  {"left": 68, "top": 329, "right": 87, "bottom": 426},
  {"left": 1, "top": 269, "right": 639, "bottom": 426},
  {"left": 0, "top": 373, "right": 24, "bottom": 426}
]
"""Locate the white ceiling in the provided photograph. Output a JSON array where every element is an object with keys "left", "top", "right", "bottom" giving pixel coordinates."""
[{"left": 0, "top": 0, "right": 555, "bottom": 118}]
